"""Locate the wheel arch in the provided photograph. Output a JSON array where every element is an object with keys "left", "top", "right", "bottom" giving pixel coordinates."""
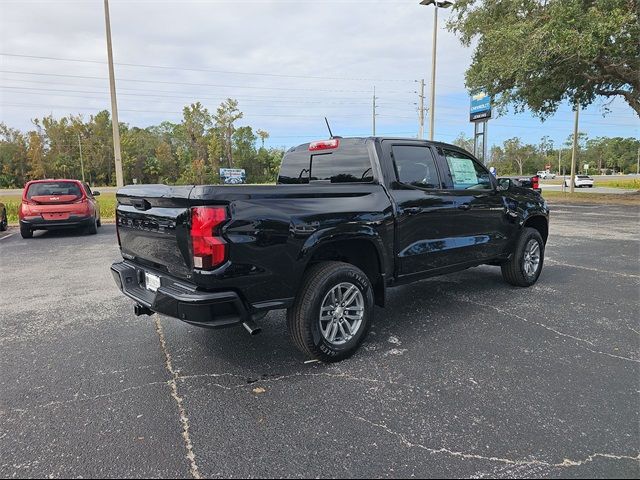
[
  {"left": 301, "top": 230, "right": 387, "bottom": 307},
  {"left": 523, "top": 215, "right": 548, "bottom": 244}
]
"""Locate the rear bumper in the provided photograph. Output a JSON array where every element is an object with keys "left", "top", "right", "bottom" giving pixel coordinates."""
[
  {"left": 20, "top": 215, "right": 94, "bottom": 230},
  {"left": 110, "top": 260, "right": 250, "bottom": 329}
]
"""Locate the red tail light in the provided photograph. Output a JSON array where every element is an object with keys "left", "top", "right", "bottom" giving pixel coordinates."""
[
  {"left": 190, "top": 207, "right": 228, "bottom": 270},
  {"left": 531, "top": 175, "right": 539, "bottom": 190},
  {"left": 309, "top": 139, "right": 339, "bottom": 151}
]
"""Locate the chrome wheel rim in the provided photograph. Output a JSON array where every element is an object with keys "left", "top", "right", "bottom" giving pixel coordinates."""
[
  {"left": 319, "top": 282, "right": 364, "bottom": 346},
  {"left": 523, "top": 239, "right": 541, "bottom": 277}
]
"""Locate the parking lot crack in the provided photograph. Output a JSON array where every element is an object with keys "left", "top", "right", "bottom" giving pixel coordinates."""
[
  {"left": 348, "top": 412, "right": 640, "bottom": 468},
  {"left": 9, "top": 381, "right": 166, "bottom": 413},
  {"left": 179, "top": 370, "right": 420, "bottom": 392},
  {"left": 154, "top": 318, "right": 202, "bottom": 480},
  {"left": 455, "top": 297, "right": 639, "bottom": 364},
  {"left": 545, "top": 259, "right": 640, "bottom": 280}
]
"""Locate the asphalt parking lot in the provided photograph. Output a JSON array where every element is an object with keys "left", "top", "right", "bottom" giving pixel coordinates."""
[{"left": 1, "top": 203, "right": 639, "bottom": 479}]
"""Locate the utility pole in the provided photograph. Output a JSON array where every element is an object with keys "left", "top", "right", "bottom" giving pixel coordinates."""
[
  {"left": 570, "top": 108, "right": 579, "bottom": 194},
  {"left": 428, "top": 3, "right": 438, "bottom": 141},
  {"left": 104, "top": 0, "right": 124, "bottom": 188},
  {"left": 636, "top": 145, "right": 639, "bottom": 175},
  {"left": 372, "top": 86, "right": 377, "bottom": 136},
  {"left": 78, "top": 133, "right": 85, "bottom": 183},
  {"left": 417, "top": 79, "right": 426, "bottom": 139}
]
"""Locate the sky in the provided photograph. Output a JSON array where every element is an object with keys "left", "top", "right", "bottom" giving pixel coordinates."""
[{"left": 1, "top": 0, "right": 638, "bottom": 152}]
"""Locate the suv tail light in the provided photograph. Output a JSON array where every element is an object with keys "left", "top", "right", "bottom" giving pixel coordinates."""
[
  {"left": 190, "top": 206, "right": 228, "bottom": 270},
  {"left": 531, "top": 175, "right": 539, "bottom": 190},
  {"left": 309, "top": 139, "right": 339, "bottom": 151}
]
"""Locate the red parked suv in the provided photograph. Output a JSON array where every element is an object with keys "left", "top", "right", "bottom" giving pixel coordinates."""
[{"left": 19, "top": 179, "right": 101, "bottom": 238}]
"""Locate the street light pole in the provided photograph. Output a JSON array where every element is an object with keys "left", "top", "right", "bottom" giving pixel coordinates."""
[
  {"left": 420, "top": 0, "right": 453, "bottom": 141},
  {"left": 104, "top": 0, "right": 124, "bottom": 188}
]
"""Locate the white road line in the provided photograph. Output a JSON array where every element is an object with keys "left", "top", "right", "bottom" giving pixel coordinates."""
[{"left": 0, "top": 233, "right": 14, "bottom": 241}]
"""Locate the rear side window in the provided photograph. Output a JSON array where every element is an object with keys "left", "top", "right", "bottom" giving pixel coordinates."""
[
  {"left": 278, "top": 141, "right": 374, "bottom": 184},
  {"left": 443, "top": 150, "right": 493, "bottom": 190},
  {"left": 278, "top": 150, "right": 310, "bottom": 184},
  {"left": 26, "top": 181, "right": 83, "bottom": 199},
  {"left": 391, "top": 145, "right": 440, "bottom": 189},
  {"left": 310, "top": 143, "right": 373, "bottom": 183}
]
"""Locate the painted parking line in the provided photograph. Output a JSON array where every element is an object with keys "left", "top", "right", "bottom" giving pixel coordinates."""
[{"left": 0, "top": 233, "right": 15, "bottom": 241}]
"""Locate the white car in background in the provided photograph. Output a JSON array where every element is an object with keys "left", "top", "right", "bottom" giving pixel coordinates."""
[
  {"left": 537, "top": 171, "right": 556, "bottom": 179},
  {"left": 564, "top": 175, "right": 595, "bottom": 188}
]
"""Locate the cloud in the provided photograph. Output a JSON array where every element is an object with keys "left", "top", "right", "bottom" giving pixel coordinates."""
[{"left": 0, "top": 0, "right": 470, "bottom": 143}]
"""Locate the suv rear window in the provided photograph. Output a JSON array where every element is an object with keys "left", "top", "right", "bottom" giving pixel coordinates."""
[
  {"left": 278, "top": 140, "right": 374, "bottom": 184},
  {"left": 27, "top": 181, "right": 83, "bottom": 199}
]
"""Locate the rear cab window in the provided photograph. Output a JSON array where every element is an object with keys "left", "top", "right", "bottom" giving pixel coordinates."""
[
  {"left": 278, "top": 139, "right": 374, "bottom": 184},
  {"left": 26, "top": 181, "right": 83, "bottom": 199}
]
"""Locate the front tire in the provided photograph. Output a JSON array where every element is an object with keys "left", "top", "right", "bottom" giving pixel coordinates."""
[
  {"left": 0, "top": 210, "right": 7, "bottom": 231},
  {"left": 287, "top": 261, "right": 374, "bottom": 362},
  {"left": 501, "top": 227, "right": 545, "bottom": 287}
]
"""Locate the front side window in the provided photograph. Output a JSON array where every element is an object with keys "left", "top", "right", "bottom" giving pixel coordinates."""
[
  {"left": 391, "top": 145, "right": 440, "bottom": 189},
  {"left": 444, "top": 150, "right": 493, "bottom": 190}
]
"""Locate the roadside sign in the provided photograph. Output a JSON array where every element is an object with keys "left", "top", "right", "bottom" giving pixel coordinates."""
[
  {"left": 470, "top": 91, "right": 492, "bottom": 122},
  {"left": 220, "top": 168, "right": 246, "bottom": 184}
]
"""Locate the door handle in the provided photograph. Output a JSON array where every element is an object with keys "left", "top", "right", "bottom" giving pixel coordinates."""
[
  {"left": 402, "top": 207, "right": 422, "bottom": 215},
  {"left": 458, "top": 203, "right": 471, "bottom": 211}
]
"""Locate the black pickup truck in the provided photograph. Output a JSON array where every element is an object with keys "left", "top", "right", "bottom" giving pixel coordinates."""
[{"left": 112, "top": 137, "right": 549, "bottom": 362}]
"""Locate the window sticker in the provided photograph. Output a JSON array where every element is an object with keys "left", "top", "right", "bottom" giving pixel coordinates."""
[{"left": 448, "top": 157, "right": 477, "bottom": 184}]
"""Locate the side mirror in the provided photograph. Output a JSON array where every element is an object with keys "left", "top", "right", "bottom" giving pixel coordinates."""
[
  {"left": 92, "top": 191, "right": 101, "bottom": 197},
  {"left": 496, "top": 178, "right": 511, "bottom": 192}
]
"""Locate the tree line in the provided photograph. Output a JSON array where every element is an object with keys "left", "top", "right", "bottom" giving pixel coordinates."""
[
  {"left": 0, "top": 99, "right": 284, "bottom": 188},
  {"left": 453, "top": 133, "right": 639, "bottom": 176}
]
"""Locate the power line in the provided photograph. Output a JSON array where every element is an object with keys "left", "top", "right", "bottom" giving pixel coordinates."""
[
  {"left": 0, "top": 85, "right": 382, "bottom": 107},
  {"left": 0, "top": 70, "right": 410, "bottom": 94},
  {"left": 0, "top": 85, "right": 406, "bottom": 107},
  {"left": 0, "top": 52, "right": 415, "bottom": 84},
  {"left": 1, "top": 77, "right": 415, "bottom": 102},
  {"left": 0, "top": 102, "right": 404, "bottom": 118}
]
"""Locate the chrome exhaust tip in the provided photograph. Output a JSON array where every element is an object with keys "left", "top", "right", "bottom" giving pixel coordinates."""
[{"left": 242, "top": 320, "right": 262, "bottom": 336}]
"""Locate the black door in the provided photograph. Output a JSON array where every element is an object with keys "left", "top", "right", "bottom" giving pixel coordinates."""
[
  {"left": 382, "top": 141, "right": 464, "bottom": 276},
  {"left": 438, "top": 147, "right": 511, "bottom": 260}
]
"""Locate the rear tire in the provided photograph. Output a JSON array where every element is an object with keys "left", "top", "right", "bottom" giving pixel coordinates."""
[
  {"left": 501, "top": 227, "right": 544, "bottom": 287},
  {"left": 0, "top": 210, "right": 7, "bottom": 231},
  {"left": 287, "top": 261, "right": 374, "bottom": 362},
  {"left": 20, "top": 226, "right": 33, "bottom": 239},
  {"left": 86, "top": 217, "right": 98, "bottom": 235}
]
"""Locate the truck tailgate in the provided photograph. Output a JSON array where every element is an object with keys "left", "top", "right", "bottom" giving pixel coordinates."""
[{"left": 116, "top": 185, "right": 195, "bottom": 278}]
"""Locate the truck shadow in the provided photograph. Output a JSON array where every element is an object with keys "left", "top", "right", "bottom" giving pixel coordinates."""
[{"left": 184, "top": 265, "right": 529, "bottom": 379}]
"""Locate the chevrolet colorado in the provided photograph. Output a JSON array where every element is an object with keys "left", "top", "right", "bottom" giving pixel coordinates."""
[{"left": 111, "top": 137, "right": 549, "bottom": 362}]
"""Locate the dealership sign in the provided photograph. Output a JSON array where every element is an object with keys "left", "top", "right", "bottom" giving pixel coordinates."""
[
  {"left": 470, "top": 91, "right": 492, "bottom": 122},
  {"left": 220, "top": 168, "right": 247, "bottom": 184}
]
